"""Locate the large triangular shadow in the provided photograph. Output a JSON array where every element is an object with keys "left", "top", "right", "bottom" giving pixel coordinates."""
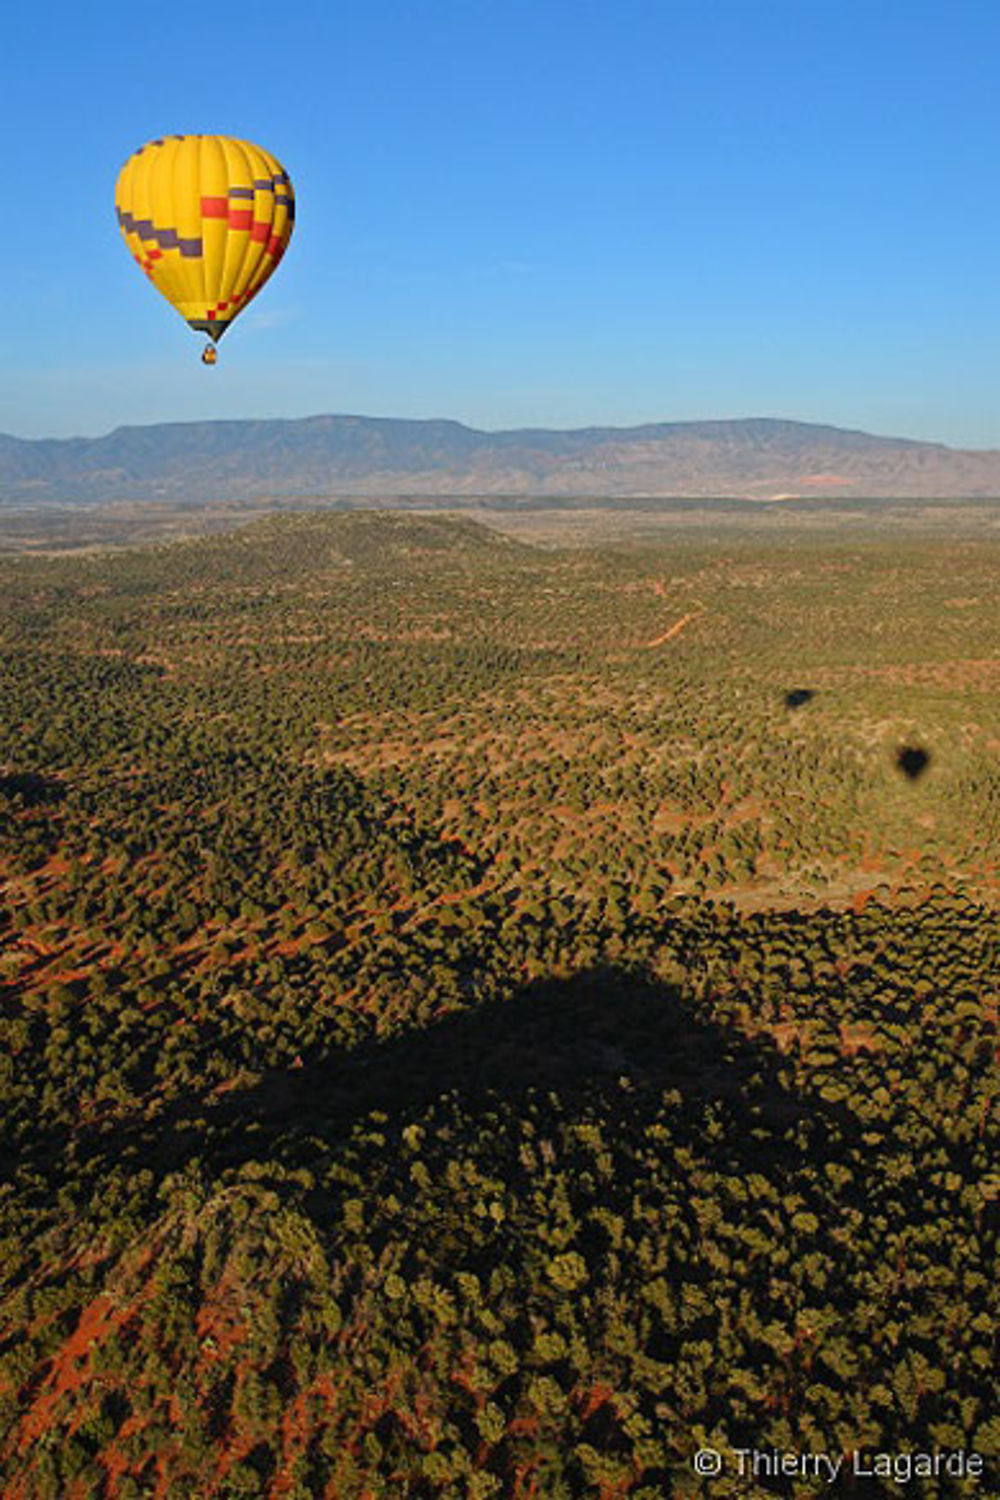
[{"left": 23, "top": 965, "right": 861, "bottom": 1202}]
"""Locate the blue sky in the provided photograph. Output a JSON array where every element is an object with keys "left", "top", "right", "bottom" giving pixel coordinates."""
[{"left": 4, "top": 0, "right": 1000, "bottom": 443}]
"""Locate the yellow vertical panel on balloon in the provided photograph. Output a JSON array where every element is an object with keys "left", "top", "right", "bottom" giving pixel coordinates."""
[
  {"left": 239, "top": 139, "right": 276, "bottom": 304},
  {"left": 172, "top": 137, "right": 206, "bottom": 311},
  {"left": 130, "top": 146, "right": 155, "bottom": 274},
  {"left": 148, "top": 139, "right": 184, "bottom": 307},
  {"left": 199, "top": 135, "right": 230, "bottom": 306},
  {"left": 218, "top": 137, "right": 254, "bottom": 310}
]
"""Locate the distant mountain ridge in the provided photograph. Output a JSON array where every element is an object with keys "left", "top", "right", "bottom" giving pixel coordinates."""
[{"left": 2, "top": 413, "right": 1000, "bottom": 505}]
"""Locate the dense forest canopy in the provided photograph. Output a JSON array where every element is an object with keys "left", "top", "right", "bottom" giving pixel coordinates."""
[{"left": 0, "top": 511, "right": 996, "bottom": 1497}]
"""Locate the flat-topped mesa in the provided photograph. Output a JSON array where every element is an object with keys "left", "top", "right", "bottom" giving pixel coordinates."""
[{"left": 0, "top": 414, "right": 993, "bottom": 506}]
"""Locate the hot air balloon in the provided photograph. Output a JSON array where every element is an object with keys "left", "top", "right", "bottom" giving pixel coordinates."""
[{"left": 115, "top": 135, "right": 295, "bottom": 364}]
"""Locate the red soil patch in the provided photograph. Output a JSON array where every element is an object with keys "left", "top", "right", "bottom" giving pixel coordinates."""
[
  {"left": 100, "top": 1409, "right": 153, "bottom": 1496},
  {"left": 642, "top": 610, "right": 703, "bottom": 649},
  {"left": 513, "top": 1463, "right": 542, "bottom": 1500},
  {"left": 576, "top": 1380, "right": 615, "bottom": 1421},
  {"left": 40, "top": 966, "right": 92, "bottom": 988},
  {"left": 14, "top": 1295, "right": 132, "bottom": 1454},
  {"left": 272, "top": 1389, "right": 315, "bottom": 1498},
  {"left": 840, "top": 1023, "right": 879, "bottom": 1057},
  {"left": 769, "top": 1022, "right": 803, "bottom": 1054},
  {"left": 13, "top": 935, "right": 56, "bottom": 959},
  {"left": 195, "top": 1292, "right": 248, "bottom": 1365}
]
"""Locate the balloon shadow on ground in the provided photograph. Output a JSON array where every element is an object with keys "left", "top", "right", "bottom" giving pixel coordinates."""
[{"left": 896, "top": 745, "right": 930, "bottom": 781}]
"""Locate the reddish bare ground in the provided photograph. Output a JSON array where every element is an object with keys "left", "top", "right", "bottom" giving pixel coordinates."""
[
  {"left": 840, "top": 1023, "right": 880, "bottom": 1057},
  {"left": 14, "top": 1296, "right": 131, "bottom": 1454},
  {"left": 642, "top": 609, "right": 704, "bottom": 649}
]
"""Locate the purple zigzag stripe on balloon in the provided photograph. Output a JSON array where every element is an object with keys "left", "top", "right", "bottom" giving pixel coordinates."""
[
  {"left": 118, "top": 208, "right": 203, "bottom": 257},
  {"left": 251, "top": 173, "right": 293, "bottom": 191}
]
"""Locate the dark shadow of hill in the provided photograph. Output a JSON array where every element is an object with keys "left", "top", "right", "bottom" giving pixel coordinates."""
[{"left": 15, "top": 964, "right": 862, "bottom": 1208}]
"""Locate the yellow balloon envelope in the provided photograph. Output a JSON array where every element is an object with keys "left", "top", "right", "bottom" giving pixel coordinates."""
[{"left": 115, "top": 134, "right": 295, "bottom": 347}]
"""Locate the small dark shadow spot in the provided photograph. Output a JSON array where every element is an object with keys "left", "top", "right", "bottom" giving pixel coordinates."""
[
  {"left": 896, "top": 746, "right": 930, "bottom": 781},
  {"left": 0, "top": 772, "right": 66, "bottom": 807},
  {"left": 784, "top": 689, "right": 816, "bottom": 710}
]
